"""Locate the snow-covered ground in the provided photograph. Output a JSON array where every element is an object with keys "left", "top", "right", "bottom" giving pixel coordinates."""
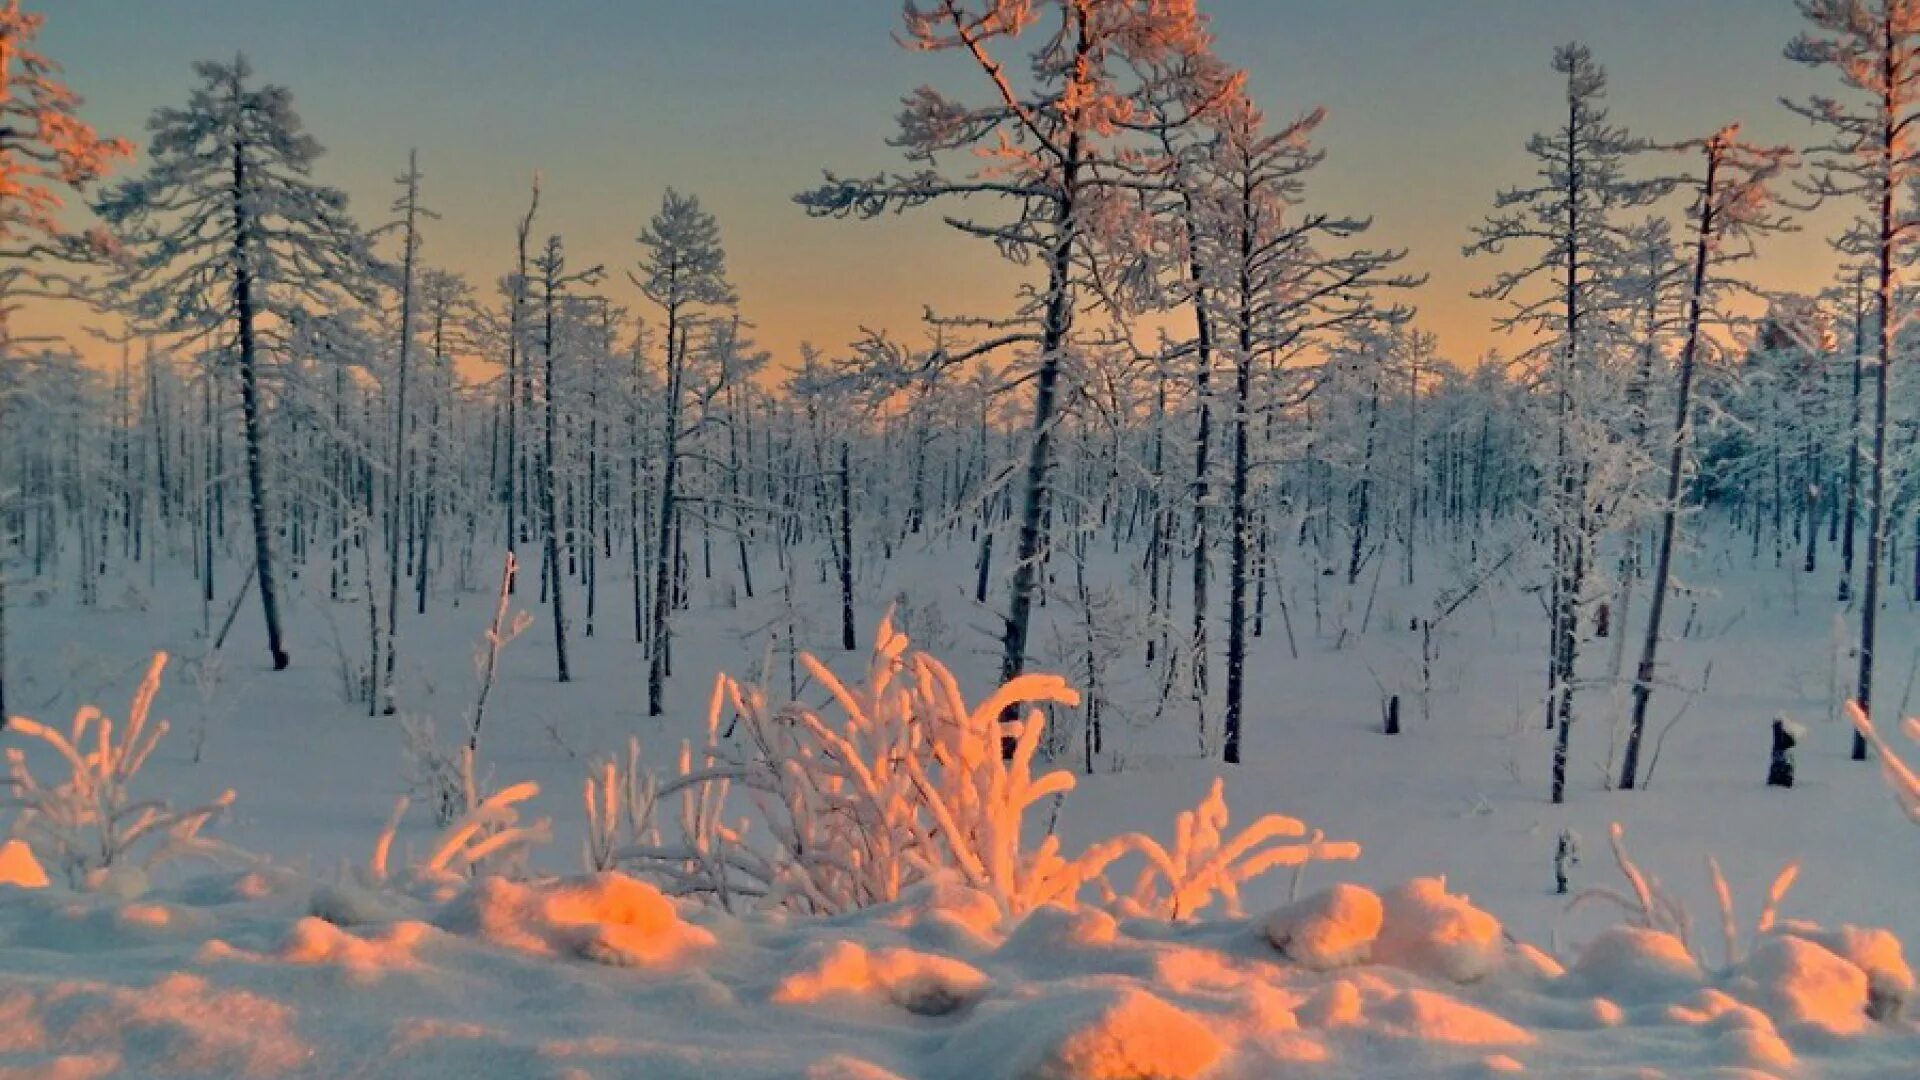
[{"left": 4, "top": 522, "right": 1919, "bottom": 1078}]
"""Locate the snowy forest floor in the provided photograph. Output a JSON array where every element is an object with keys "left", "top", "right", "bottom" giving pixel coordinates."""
[{"left": 4, "top": 517, "right": 1920, "bottom": 1077}]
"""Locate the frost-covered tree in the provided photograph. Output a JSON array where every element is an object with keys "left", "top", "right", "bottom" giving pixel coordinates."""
[
  {"left": 1784, "top": 0, "right": 1920, "bottom": 761},
  {"left": 413, "top": 267, "right": 473, "bottom": 617},
  {"left": 375, "top": 150, "right": 436, "bottom": 713},
  {"left": 1620, "top": 128, "right": 1794, "bottom": 790},
  {"left": 1467, "top": 43, "right": 1664, "bottom": 803},
  {"left": 632, "top": 189, "right": 734, "bottom": 715},
  {"left": 530, "top": 234, "right": 600, "bottom": 684},
  {"left": 97, "top": 56, "right": 374, "bottom": 671},
  {"left": 798, "top": 0, "right": 1232, "bottom": 711},
  {"left": 1196, "top": 95, "right": 1414, "bottom": 762},
  {"left": 0, "top": 0, "right": 128, "bottom": 721}
]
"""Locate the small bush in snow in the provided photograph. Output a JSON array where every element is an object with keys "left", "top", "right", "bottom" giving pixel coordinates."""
[
  {"left": 3, "top": 652, "right": 236, "bottom": 891},
  {"left": 1570, "top": 822, "right": 1797, "bottom": 971},
  {"left": 368, "top": 753, "right": 552, "bottom": 892},
  {"left": 602, "top": 615, "right": 1357, "bottom": 921},
  {"left": 583, "top": 737, "right": 657, "bottom": 873}
]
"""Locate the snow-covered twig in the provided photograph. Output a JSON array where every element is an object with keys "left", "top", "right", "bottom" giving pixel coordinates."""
[
  {"left": 4, "top": 652, "right": 237, "bottom": 890},
  {"left": 1849, "top": 699, "right": 1920, "bottom": 824},
  {"left": 1569, "top": 822, "right": 1797, "bottom": 970}
]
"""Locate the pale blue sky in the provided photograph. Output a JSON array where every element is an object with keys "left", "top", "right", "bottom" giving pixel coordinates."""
[{"left": 40, "top": 1, "right": 1839, "bottom": 365}]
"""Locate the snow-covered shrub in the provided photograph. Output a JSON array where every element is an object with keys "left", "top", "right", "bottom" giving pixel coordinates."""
[
  {"left": 3, "top": 652, "right": 236, "bottom": 890},
  {"left": 583, "top": 737, "right": 658, "bottom": 873},
  {"left": 608, "top": 615, "right": 1357, "bottom": 922},
  {"left": 368, "top": 759, "right": 551, "bottom": 892},
  {"left": 400, "top": 555, "right": 535, "bottom": 827},
  {"left": 1570, "top": 822, "right": 1797, "bottom": 971},
  {"left": 396, "top": 711, "right": 468, "bottom": 827}
]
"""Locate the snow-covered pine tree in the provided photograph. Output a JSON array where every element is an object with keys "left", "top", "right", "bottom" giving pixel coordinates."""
[
  {"left": 530, "top": 234, "right": 601, "bottom": 684},
  {"left": 375, "top": 150, "right": 437, "bottom": 713},
  {"left": 632, "top": 189, "right": 735, "bottom": 715},
  {"left": 97, "top": 55, "right": 375, "bottom": 672}
]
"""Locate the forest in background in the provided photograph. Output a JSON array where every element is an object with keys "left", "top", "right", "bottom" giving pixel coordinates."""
[{"left": 3, "top": 0, "right": 1920, "bottom": 811}]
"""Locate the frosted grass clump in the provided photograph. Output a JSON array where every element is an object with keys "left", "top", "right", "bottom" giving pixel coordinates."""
[
  {"left": 4, "top": 652, "right": 236, "bottom": 891},
  {"left": 601, "top": 614, "right": 1358, "bottom": 921}
]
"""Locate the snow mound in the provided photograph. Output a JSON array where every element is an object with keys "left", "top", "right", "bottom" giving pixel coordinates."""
[
  {"left": 774, "top": 939, "right": 991, "bottom": 1016},
  {"left": 0, "top": 840, "right": 48, "bottom": 889},
  {"left": 1776, "top": 921, "right": 1912, "bottom": 1021},
  {"left": 273, "top": 915, "right": 432, "bottom": 979},
  {"left": 1374, "top": 877, "right": 1505, "bottom": 982},
  {"left": 1375, "top": 987, "right": 1534, "bottom": 1046},
  {"left": 947, "top": 986, "right": 1225, "bottom": 1080},
  {"left": 874, "top": 876, "right": 1004, "bottom": 952},
  {"left": 0, "top": 1051, "right": 119, "bottom": 1080},
  {"left": 1001, "top": 903, "right": 1120, "bottom": 955},
  {"left": 1733, "top": 935, "right": 1871, "bottom": 1037},
  {"left": 307, "top": 878, "right": 405, "bottom": 927},
  {"left": 804, "top": 1054, "right": 911, "bottom": 1079},
  {"left": 1716, "top": 1024, "right": 1797, "bottom": 1071},
  {"left": 1569, "top": 926, "right": 1706, "bottom": 1000},
  {"left": 7, "top": 971, "right": 309, "bottom": 1076},
  {"left": 1298, "top": 978, "right": 1366, "bottom": 1029},
  {"left": 437, "top": 872, "right": 715, "bottom": 966},
  {"left": 1263, "top": 882, "right": 1383, "bottom": 970}
]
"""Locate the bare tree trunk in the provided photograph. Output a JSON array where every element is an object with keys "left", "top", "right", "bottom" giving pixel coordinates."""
[
  {"left": 232, "top": 137, "right": 289, "bottom": 671},
  {"left": 839, "top": 440, "right": 856, "bottom": 651},
  {"left": 997, "top": 129, "right": 1083, "bottom": 722},
  {"left": 382, "top": 150, "right": 422, "bottom": 713},
  {"left": 647, "top": 319, "right": 683, "bottom": 716},
  {"left": 1855, "top": 163, "right": 1895, "bottom": 763},
  {"left": 540, "top": 244, "right": 571, "bottom": 684},
  {"left": 1622, "top": 134, "right": 1721, "bottom": 791},
  {"left": 1348, "top": 380, "right": 1379, "bottom": 585},
  {"left": 1841, "top": 277, "right": 1865, "bottom": 603},
  {"left": 1223, "top": 318, "right": 1254, "bottom": 764}
]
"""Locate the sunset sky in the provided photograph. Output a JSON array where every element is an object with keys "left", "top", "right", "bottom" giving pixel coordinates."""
[{"left": 38, "top": 1, "right": 1848, "bottom": 371}]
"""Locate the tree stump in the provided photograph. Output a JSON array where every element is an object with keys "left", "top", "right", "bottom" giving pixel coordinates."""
[
  {"left": 1554, "top": 829, "right": 1578, "bottom": 895},
  {"left": 1767, "top": 718, "right": 1797, "bottom": 788}
]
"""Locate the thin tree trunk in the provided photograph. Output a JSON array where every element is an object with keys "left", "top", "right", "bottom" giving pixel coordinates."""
[
  {"left": 231, "top": 133, "right": 289, "bottom": 671},
  {"left": 1622, "top": 134, "right": 1720, "bottom": 791}
]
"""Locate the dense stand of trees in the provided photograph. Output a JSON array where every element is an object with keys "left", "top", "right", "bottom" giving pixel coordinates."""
[{"left": 10, "top": 0, "right": 1920, "bottom": 806}]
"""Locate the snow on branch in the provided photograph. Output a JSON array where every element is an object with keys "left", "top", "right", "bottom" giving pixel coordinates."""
[{"left": 1849, "top": 701, "right": 1920, "bottom": 825}]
